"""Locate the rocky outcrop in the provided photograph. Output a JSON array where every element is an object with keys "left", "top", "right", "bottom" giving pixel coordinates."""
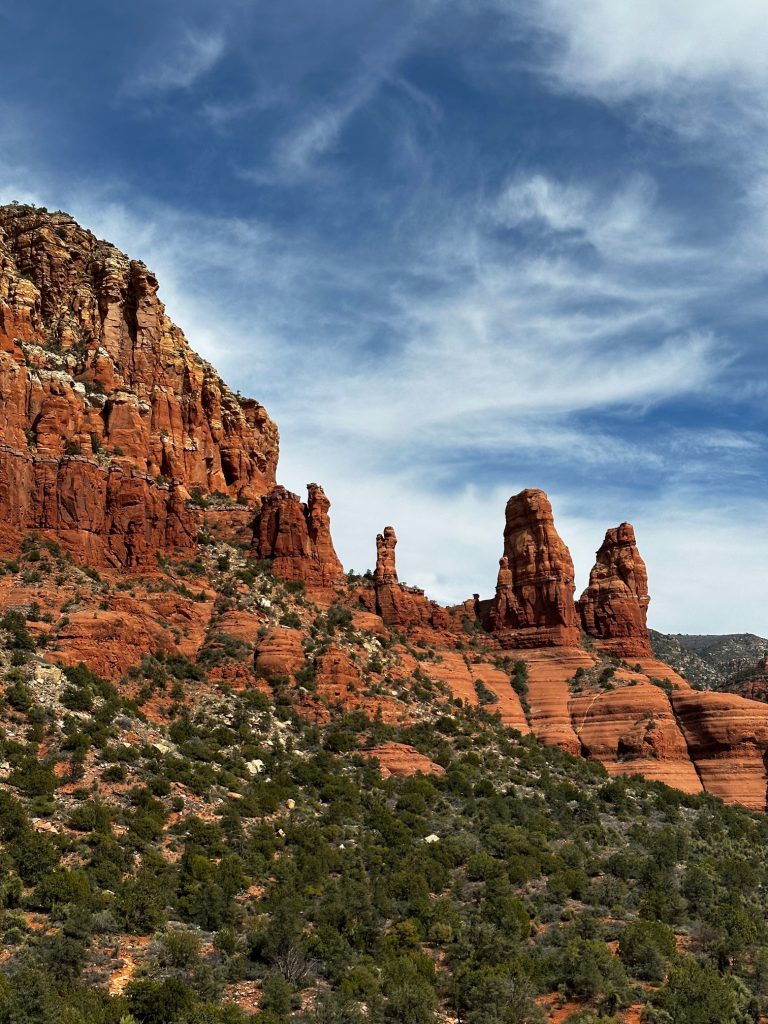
[
  {"left": 361, "top": 525, "right": 450, "bottom": 631},
  {"left": 670, "top": 690, "right": 768, "bottom": 811},
  {"left": 0, "top": 204, "right": 278, "bottom": 565},
  {"left": 362, "top": 742, "right": 446, "bottom": 778},
  {"left": 487, "top": 489, "right": 581, "bottom": 647},
  {"left": 570, "top": 678, "right": 703, "bottom": 793},
  {"left": 254, "top": 627, "right": 306, "bottom": 678},
  {"left": 579, "top": 523, "right": 651, "bottom": 656},
  {"left": 251, "top": 483, "right": 344, "bottom": 588}
]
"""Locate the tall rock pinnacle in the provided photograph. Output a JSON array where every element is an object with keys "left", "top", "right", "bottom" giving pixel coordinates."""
[
  {"left": 354, "top": 525, "right": 448, "bottom": 631},
  {"left": 488, "top": 488, "right": 581, "bottom": 647},
  {"left": 578, "top": 522, "right": 652, "bottom": 656},
  {"left": 375, "top": 526, "right": 398, "bottom": 584},
  {"left": 251, "top": 483, "right": 344, "bottom": 588}
]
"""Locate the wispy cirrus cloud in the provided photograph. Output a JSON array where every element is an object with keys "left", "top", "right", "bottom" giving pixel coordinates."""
[
  {"left": 241, "top": 8, "right": 437, "bottom": 183},
  {"left": 124, "top": 28, "right": 226, "bottom": 97}
]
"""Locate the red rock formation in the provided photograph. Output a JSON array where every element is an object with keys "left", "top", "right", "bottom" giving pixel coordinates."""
[
  {"left": 361, "top": 742, "right": 446, "bottom": 778},
  {"left": 254, "top": 627, "right": 306, "bottom": 678},
  {"left": 512, "top": 647, "right": 591, "bottom": 754},
  {"left": 570, "top": 679, "right": 703, "bottom": 793},
  {"left": 425, "top": 650, "right": 530, "bottom": 733},
  {"left": 670, "top": 689, "right": 768, "bottom": 811},
  {"left": 251, "top": 483, "right": 344, "bottom": 588},
  {"left": 360, "top": 525, "right": 449, "bottom": 631},
  {"left": 506, "top": 644, "right": 768, "bottom": 809},
  {"left": 579, "top": 523, "right": 652, "bottom": 656},
  {"left": 52, "top": 608, "right": 173, "bottom": 679},
  {"left": 487, "top": 489, "right": 581, "bottom": 647},
  {"left": 314, "top": 645, "right": 363, "bottom": 704},
  {"left": 0, "top": 204, "right": 278, "bottom": 566},
  {"left": 375, "top": 527, "right": 398, "bottom": 584}
]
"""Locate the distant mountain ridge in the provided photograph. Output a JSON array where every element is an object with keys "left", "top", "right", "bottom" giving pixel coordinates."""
[{"left": 650, "top": 630, "right": 768, "bottom": 689}]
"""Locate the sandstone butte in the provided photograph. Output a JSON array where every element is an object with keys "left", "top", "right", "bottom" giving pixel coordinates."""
[{"left": 4, "top": 204, "right": 768, "bottom": 810}]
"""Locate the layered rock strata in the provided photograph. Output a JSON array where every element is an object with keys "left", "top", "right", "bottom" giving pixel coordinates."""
[
  {"left": 505, "top": 643, "right": 768, "bottom": 809},
  {"left": 251, "top": 483, "right": 344, "bottom": 588},
  {"left": 670, "top": 690, "right": 768, "bottom": 811},
  {"left": 578, "top": 523, "right": 652, "bottom": 656},
  {"left": 486, "top": 489, "right": 581, "bottom": 647},
  {"left": 0, "top": 204, "right": 278, "bottom": 565},
  {"left": 570, "top": 678, "right": 703, "bottom": 793},
  {"left": 424, "top": 650, "right": 530, "bottom": 733}
]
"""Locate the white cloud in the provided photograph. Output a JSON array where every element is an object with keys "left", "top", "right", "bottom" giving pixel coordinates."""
[
  {"left": 493, "top": 174, "right": 693, "bottom": 267},
  {"left": 525, "top": 0, "right": 768, "bottom": 98},
  {"left": 248, "top": 14, "right": 437, "bottom": 182},
  {"left": 126, "top": 29, "right": 225, "bottom": 96}
]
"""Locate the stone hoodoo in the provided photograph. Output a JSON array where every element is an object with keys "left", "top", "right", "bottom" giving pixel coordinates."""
[
  {"left": 578, "top": 523, "right": 652, "bottom": 656},
  {"left": 0, "top": 204, "right": 279, "bottom": 565},
  {"left": 487, "top": 488, "right": 581, "bottom": 647},
  {"left": 251, "top": 483, "right": 344, "bottom": 588},
  {"left": 357, "top": 525, "right": 449, "bottom": 631},
  {"left": 375, "top": 526, "right": 398, "bottom": 584}
]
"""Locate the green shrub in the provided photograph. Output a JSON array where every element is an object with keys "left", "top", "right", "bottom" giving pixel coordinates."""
[{"left": 618, "top": 919, "right": 676, "bottom": 980}]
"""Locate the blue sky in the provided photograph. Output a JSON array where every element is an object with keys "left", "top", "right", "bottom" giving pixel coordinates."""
[{"left": 2, "top": 0, "right": 768, "bottom": 633}]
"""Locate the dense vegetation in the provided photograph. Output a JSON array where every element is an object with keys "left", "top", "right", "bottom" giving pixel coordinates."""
[
  {"left": 0, "top": 546, "right": 767, "bottom": 1024},
  {"left": 1, "top": 679, "right": 768, "bottom": 1023}
]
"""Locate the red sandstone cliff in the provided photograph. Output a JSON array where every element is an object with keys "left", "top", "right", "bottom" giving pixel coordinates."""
[
  {"left": 578, "top": 523, "right": 652, "bottom": 657},
  {"left": 486, "top": 488, "right": 581, "bottom": 647},
  {"left": 0, "top": 204, "right": 278, "bottom": 565},
  {"left": 251, "top": 483, "right": 344, "bottom": 589}
]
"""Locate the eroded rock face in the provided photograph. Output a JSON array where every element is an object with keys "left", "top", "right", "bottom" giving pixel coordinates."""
[
  {"left": 579, "top": 523, "right": 651, "bottom": 656},
  {"left": 251, "top": 483, "right": 344, "bottom": 588},
  {"left": 0, "top": 204, "right": 278, "bottom": 565},
  {"left": 360, "top": 525, "right": 449, "bottom": 631},
  {"left": 487, "top": 489, "right": 581, "bottom": 647},
  {"left": 570, "top": 678, "right": 703, "bottom": 794},
  {"left": 254, "top": 627, "right": 306, "bottom": 678},
  {"left": 0, "top": 449, "right": 198, "bottom": 565},
  {"left": 670, "top": 690, "right": 768, "bottom": 811},
  {"left": 362, "top": 742, "right": 446, "bottom": 778}
]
